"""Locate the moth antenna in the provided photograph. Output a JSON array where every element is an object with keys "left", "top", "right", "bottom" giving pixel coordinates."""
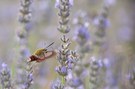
[{"left": 45, "top": 42, "right": 54, "bottom": 49}]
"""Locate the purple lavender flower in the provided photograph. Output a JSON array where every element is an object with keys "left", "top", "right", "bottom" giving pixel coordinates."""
[
  {"left": 55, "top": 0, "right": 73, "bottom": 33},
  {"left": 23, "top": 73, "right": 33, "bottom": 89},
  {"left": 56, "top": 66, "right": 68, "bottom": 76},
  {"left": 74, "top": 26, "right": 90, "bottom": 45},
  {"left": 67, "top": 77, "right": 82, "bottom": 88},
  {"left": 55, "top": 0, "right": 79, "bottom": 89},
  {"left": 16, "top": 0, "right": 33, "bottom": 89},
  {"left": 89, "top": 57, "right": 100, "bottom": 89},
  {"left": 55, "top": 0, "right": 74, "bottom": 8},
  {"left": 0, "top": 63, "right": 12, "bottom": 89},
  {"left": 51, "top": 78, "right": 64, "bottom": 89},
  {"left": 92, "top": 4, "right": 110, "bottom": 46},
  {"left": 72, "top": 11, "right": 91, "bottom": 57},
  {"left": 93, "top": 16, "right": 110, "bottom": 32}
]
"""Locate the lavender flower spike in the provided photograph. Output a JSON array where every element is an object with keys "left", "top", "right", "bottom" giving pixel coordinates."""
[
  {"left": 89, "top": 57, "right": 100, "bottom": 89},
  {"left": 0, "top": 63, "right": 12, "bottom": 89},
  {"left": 23, "top": 73, "right": 33, "bottom": 89},
  {"left": 51, "top": 78, "right": 64, "bottom": 89},
  {"left": 16, "top": 0, "right": 33, "bottom": 88},
  {"left": 56, "top": 0, "right": 74, "bottom": 33},
  {"left": 55, "top": 0, "right": 76, "bottom": 88},
  {"left": 55, "top": 0, "right": 74, "bottom": 8}
]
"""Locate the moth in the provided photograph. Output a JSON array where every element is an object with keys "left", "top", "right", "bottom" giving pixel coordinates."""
[{"left": 29, "top": 42, "right": 56, "bottom": 62}]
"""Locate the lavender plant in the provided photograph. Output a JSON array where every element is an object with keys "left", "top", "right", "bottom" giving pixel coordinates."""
[
  {"left": 53, "top": 0, "right": 77, "bottom": 88},
  {"left": 66, "top": 59, "right": 85, "bottom": 89},
  {"left": 70, "top": 1, "right": 111, "bottom": 89},
  {"left": 89, "top": 57, "right": 100, "bottom": 89},
  {"left": 87, "top": 1, "right": 112, "bottom": 88},
  {"left": 66, "top": 11, "right": 91, "bottom": 89},
  {"left": 0, "top": 63, "right": 12, "bottom": 89},
  {"left": 93, "top": 2, "right": 120, "bottom": 89},
  {"left": 55, "top": 0, "right": 73, "bottom": 33},
  {"left": 92, "top": 3, "right": 110, "bottom": 55},
  {"left": 73, "top": 11, "right": 91, "bottom": 58},
  {"left": 16, "top": 0, "right": 33, "bottom": 88}
]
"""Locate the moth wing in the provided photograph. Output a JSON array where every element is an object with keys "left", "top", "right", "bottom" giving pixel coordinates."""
[
  {"left": 44, "top": 51, "right": 54, "bottom": 59},
  {"left": 35, "top": 51, "right": 53, "bottom": 62}
]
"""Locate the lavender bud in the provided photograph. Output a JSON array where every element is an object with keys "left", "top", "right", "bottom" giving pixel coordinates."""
[
  {"left": 74, "top": 26, "right": 90, "bottom": 46},
  {"left": 56, "top": 66, "right": 68, "bottom": 76},
  {"left": 68, "top": 78, "right": 82, "bottom": 88}
]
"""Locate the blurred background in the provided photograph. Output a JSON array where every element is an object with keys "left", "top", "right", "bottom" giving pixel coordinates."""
[{"left": 0, "top": 0, "right": 135, "bottom": 89}]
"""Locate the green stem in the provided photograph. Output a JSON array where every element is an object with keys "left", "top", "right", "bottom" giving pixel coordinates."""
[{"left": 61, "top": 76, "right": 65, "bottom": 85}]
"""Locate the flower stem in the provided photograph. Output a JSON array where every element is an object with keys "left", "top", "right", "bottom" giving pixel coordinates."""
[{"left": 62, "top": 76, "right": 65, "bottom": 85}]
